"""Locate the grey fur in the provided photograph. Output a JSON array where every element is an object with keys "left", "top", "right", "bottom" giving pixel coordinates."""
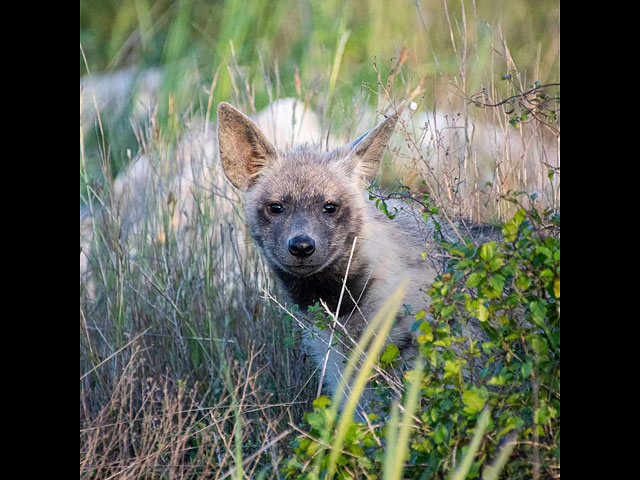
[{"left": 218, "top": 102, "right": 447, "bottom": 399}]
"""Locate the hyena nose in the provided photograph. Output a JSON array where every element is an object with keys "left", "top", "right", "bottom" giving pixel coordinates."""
[{"left": 288, "top": 235, "right": 316, "bottom": 258}]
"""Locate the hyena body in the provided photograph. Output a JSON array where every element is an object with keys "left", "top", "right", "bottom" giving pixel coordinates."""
[{"left": 218, "top": 102, "right": 445, "bottom": 396}]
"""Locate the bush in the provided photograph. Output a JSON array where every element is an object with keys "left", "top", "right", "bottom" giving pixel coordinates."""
[{"left": 283, "top": 201, "right": 560, "bottom": 479}]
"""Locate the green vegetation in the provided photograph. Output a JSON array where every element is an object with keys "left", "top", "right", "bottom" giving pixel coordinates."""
[
  {"left": 80, "top": 1, "right": 559, "bottom": 478},
  {"left": 284, "top": 200, "right": 560, "bottom": 479},
  {"left": 80, "top": 0, "right": 559, "bottom": 97},
  {"left": 80, "top": 0, "right": 560, "bottom": 194}
]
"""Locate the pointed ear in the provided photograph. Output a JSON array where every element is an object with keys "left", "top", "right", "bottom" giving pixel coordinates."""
[
  {"left": 217, "top": 102, "right": 278, "bottom": 191},
  {"left": 341, "top": 112, "right": 399, "bottom": 185}
]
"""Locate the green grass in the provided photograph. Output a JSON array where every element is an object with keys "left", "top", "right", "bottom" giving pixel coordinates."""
[
  {"left": 80, "top": 1, "right": 559, "bottom": 477},
  {"left": 80, "top": 0, "right": 559, "bottom": 183}
]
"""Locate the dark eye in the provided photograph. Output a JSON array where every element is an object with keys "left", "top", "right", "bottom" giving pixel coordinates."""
[
  {"left": 323, "top": 203, "right": 338, "bottom": 214},
  {"left": 268, "top": 203, "right": 284, "bottom": 214}
]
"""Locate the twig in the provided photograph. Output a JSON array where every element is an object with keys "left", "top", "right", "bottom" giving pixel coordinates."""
[
  {"left": 218, "top": 429, "right": 292, "bottom": 480},
  {"left": 317, "top": 236, "right": 358, "bottom": 398},
  {"left": 80, "top": 328, "right": 150, "bottom": 381}
]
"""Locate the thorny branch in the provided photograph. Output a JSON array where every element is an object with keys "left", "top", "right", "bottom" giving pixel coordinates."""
[{"left": 467, "top": 82, "right": 560, "bottom": 134}]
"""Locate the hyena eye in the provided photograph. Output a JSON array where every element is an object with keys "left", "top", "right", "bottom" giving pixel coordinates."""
[
  {"left": 323, "top": 203, "right": 338, "bottom": 214},
  {"left": 268, "top": 203, "right": 284, "bottom": 214}
]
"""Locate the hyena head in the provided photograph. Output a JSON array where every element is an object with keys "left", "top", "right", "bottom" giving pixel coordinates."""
[{"left": 217, "top": 102, "right": 398, "bottom": 283}]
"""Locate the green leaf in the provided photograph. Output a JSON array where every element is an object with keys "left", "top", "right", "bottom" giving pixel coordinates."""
[
  {"left": 442, "top": 304, "right": 456, "bottom": 319},
  {"left": 480, "top": 242, "right": 496, "bottom": 261},
  {"left": 305, "top": 412, "right": 325, "bottom": 431},
  {"left": 535, "top": 245, "right": 553, "bottom": 259},
  {"left": 530, "top": 300, "right": 547, "bottom": 322},
  {"left": 540, "top": 269, "right": 554, "bottom": 283},
  {"left": 462, "top": 389, "right": 486, "bottom": 414},
  {"left": 467, "top": 272, "right": 484, "bottom": 288},
  {"left": 477, "top": 303, "right": 489, "bottom": 322},
  {"left": 530, "top": 335, "right": 549, "bottom": 356},
  {"left": 489, "top": 256, "right": 504, "bottom": 272},
  {"left": 487, "top": 375, "right": 507, "bottom": 386},
  {"left": 433, "top": 424, "right": 448, "bottom": 445},
  {"left": 313, "top": 395, "right": 331, "bottom": 410},
  {"left": 516, "top": 274, "right": 531, "bottom": 291},
  {"left": 502, "top": 221, "right": 519, "bottom": 243},
  {"left": 489, "top": 275, "right": 505, "bottom": 295},
  {"left": 444, "top": 359, "right": 464, "bottom": 378},
  {"left": 380, "top": 343, "right": 399, "bottom": 366}
]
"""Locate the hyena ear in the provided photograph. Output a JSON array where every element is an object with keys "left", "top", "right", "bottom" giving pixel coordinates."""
[
  {"left": 217, "top": 102, "right": 278, "bottom": 191},
  {"left": 341, "top": 111, "right": 399, "bottom": 185}
]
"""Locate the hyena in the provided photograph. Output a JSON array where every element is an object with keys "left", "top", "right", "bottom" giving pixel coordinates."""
[{"left": 217, "top": 101, "right": 451, "bottom": 398}]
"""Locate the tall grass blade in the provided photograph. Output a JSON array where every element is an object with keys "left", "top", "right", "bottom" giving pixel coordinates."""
[
  {"left": 449, "top": 408, "right": 491, "bottom": 480},
  {"left": 325, "top": 279, "right": 409, "bottom": 479},
  {"left": 325, "top": 27, "right": 350, "bottom": 122},
  {"left": 383, "top": 401, "right": 400, "bottom": 478},
  {"left": 482, "top": 440, "right": 517, "bottom": 480},
  {"left": 384, "top": 358, "right": 424, "bottom": 480}
]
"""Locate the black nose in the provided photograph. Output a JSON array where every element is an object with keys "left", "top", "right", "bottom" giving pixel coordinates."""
[{"left": 288, "top": 235, "right": 316, "bottom": 258}]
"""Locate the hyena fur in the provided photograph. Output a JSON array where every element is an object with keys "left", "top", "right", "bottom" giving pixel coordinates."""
[{"left": 217, "top": 102, "right": 487, "bottom": 400}]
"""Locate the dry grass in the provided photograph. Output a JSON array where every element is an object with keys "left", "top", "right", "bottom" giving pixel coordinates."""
[
  {"left": 80, "top": 343, "right": 301, "bottom": 478},
  {"left": 80, "top": 3, "right": 559, "bottom": 476},
  {"left": 80, "top": 70, "right": 324, "bottom": 477}
]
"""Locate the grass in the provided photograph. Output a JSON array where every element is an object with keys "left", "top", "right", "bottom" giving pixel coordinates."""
[
  {"left": 81, "top": 0, "right": 560, "bottom": 197},
  {"left": 80, "top": 1, "right": 559, "bottom": 477}
]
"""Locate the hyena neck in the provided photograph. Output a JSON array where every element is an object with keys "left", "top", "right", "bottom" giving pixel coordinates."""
[{"left": 272, "top": 261, "right": 371, "bottom": 316}]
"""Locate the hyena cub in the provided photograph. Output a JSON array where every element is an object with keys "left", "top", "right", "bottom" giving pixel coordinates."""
[{"left": 218, "top": 101, "right": 438, "bottom": 397}]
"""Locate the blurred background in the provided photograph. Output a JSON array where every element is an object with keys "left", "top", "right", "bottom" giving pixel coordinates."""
[
  {"left": 80, "top": 0, "right": 559, "bottom": 196},
  {"left": 80, "top": 0, "right": 559, "bottom": 93}
]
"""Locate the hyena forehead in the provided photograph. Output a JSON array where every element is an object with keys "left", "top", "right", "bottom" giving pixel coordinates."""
[{"left": 251, "top": 146, "right": 359, "bottom": 203}]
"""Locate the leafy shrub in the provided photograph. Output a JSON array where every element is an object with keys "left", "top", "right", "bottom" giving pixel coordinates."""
[{"left": 282, "top": 202, "right": 560, "bottom": 479}]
